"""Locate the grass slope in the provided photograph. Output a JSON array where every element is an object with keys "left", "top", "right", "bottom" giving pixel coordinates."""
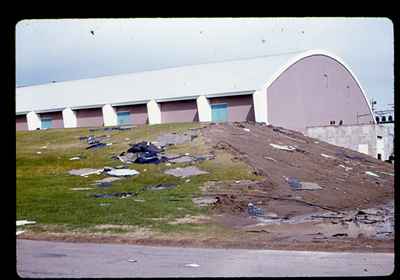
[{"left": 16, "top": 123, "right": 260, "bottom": 235}]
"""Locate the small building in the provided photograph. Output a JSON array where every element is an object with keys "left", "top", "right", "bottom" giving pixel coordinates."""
[
  {"left": 306, "top": 123, "right": 394, "bottom": 161},
  {"left": 16, "top": 49, "right": 375, "bottom": 133}
]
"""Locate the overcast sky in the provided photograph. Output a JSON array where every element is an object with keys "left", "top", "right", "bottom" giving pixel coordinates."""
[{"left": 16, "top": 17, "right": 394, "bottom": 111}]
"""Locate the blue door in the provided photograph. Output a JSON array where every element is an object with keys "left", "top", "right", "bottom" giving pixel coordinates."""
[
  {"left": 117, "top": 111, "right": 131, "bottom": 125},
  {"left": 211, "top": 104, "right": 228, "bottom": 122},
  {"left": 41, "top": 117, "right": 53, "bottom": 129}
]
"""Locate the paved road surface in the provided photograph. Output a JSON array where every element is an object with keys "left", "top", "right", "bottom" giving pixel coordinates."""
[{"left": 17, "top": 239, "right": 394, "bottom": 277}]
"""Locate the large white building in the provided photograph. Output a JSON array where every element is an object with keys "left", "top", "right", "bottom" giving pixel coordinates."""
[{"left": 16, "top": 50, "right": 375, "bottom": 132}]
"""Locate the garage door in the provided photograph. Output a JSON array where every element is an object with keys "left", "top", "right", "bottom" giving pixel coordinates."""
[
  {"left": 211, "top": 103, "right": 228, "bottom": 123},
  {"left": 117, "top": 111, "right": 131, "bottom": 125},
  {"left": 41, "top": 117, "right": 53, "bottom": 129}
]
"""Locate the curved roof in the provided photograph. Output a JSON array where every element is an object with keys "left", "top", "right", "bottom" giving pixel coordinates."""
[{"left": 15, "top": 49, "right": 373, "bottom": 118}]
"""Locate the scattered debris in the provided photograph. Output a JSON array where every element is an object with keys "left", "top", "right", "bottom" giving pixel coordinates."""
[
  {"left": 248, "top": 202, "right": 264, "bottom": 216},
  {"left": 156, "top": 131, "right": 198, "bottom": 147},
  {"left": 332, "top": 233, "right": 348, "bottom": 237},
  {"left": 145, "top": 183, "right": 177, "bottom": 191},
  {"left": 164, "top": 166, "right": 209, "bottom": 177},
  {"left": 99, "top": 203, "right": 111, "bottom": 207},
  {"left": 86, "top": 143, "right": 107, "bottom": 150},
  {"left": 36, "top": 151, "right": 42, "bottom": 154},
  {"left": 285, "top": 177, "right": 302, "bottom": 189},
  {"left": 92, "top": 192, "right": 135, "bottom": 199},
  {"left": 264, "top": 156, "right": 277, "bottom": 162},
  {"left": 270, "top": 143, "right": 296, "bottom": 152},
  {"left": 17, "top": 220, "right": 36, "bottom": 226},
  {"left": 365, "top": 171, "right": 380, "bottom": 178},
  {"left": 296, "top": 182, "right": 323, "bottom": 190},
  {"left": 68, "top": 168, "right": 103, "bottom": 177},
  {"left": 127, "top": 259, "right": 137, "bottom": 263},
  {"left": 16, "top": 230, "right": 25, "bottom": 236},
  {"left": 70, "top": 187, "right": 94, "bottom": 191},
  {"left": 243, "top": 128, "right": 250, "bottom": 132},
  {"left": 321, "top": 153, "right": 336, "bottom": 159},
  {"left": 192, "top": 196, "right": 218, "bottom": 207},
  {"left": 69, "top": 157, "right": 81, "bottom": 161},
  {"left": 339, "top": 164, "right": 353, "bottom": 171},
  {"left": 376, "top": 171, "right": 394, "bottom": 176},
  {"left": 106, "top": 169, "right": 139, "bottom": 177},
  {"left": 94, "top": 177, "right": 122, "bottom": 185}
]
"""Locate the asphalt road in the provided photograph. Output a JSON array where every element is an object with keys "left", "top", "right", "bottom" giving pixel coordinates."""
[{"left": 17, "top": 239, "right": 394, "bottom": 277}]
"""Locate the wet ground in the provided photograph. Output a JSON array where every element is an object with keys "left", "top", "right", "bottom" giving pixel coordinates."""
[{"left": 199, "top": 122, "right": 395, "bottom": 251}]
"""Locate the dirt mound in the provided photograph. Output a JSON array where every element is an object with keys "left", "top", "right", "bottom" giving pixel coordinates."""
[{"left": 201, "top": 122, "right": 394, "bottom": 217}]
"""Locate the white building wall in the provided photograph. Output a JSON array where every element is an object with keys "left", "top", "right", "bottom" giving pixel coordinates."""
[
  {"left": 62, "top": 107, "right": 77, "bottom": 128},
  {"left": 147, "top": 99, "right": 161, "bottom": 124},
  {"left": 102, "top": 104, "right": 118, "bottom": 126},
  {"left": 27, "top": 111, "right": 41, "bottom": 130},
  {"left": 252, "top": 89, "right": 268, "bottom": 123},
  {"left": 196, "top": 95, "right": 211, "bottom": 122},
  {"left": 305, "top": 123, "right": 394, "bottom": 161}
]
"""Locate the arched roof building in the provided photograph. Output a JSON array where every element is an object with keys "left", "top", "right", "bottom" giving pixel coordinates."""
[{"left": 16, "top": 50, "right": 375, "bottom": 132}]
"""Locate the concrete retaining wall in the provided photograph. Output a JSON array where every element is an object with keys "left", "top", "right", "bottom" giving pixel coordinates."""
[{"left": 305, "top": 123, "right": 394, "bottom": 161}]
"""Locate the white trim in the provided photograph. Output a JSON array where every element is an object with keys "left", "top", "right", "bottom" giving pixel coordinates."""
[
  {"left": 147, "top": 99, "right": 161, "bottom": 124},
  {"left": 102, "top": 104, "right": 118, "bottom": 127},
  {"left": 70, "top": 104, "right": 105, "bottom": 110},
  {"left": 35, "top": 108, "right": 65, "bottom": 114},
  {"left": 196, "top": 95, "right": 211, "bottom": 122},
  {"left": 26, "top": 111, "right": 41, "bottom": 130},
  {"left": 259, "top": 49, "right": 375, "bottom": 124},
  {"left": 253, "top": 89, "right": 268, "bottom": 123},
  {"left": 111, "top": 100, "right": 149, "bottom": 107},
  {"left": 62, "top": 107, "right": 77, "bottom": 128},
  {"left": 206, "top": 90, "right": 254, "bottom": 99}
]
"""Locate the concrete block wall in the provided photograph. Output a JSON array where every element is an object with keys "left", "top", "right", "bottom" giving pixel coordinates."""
[{"left": 305, "top": 123, "right": 394, "bottom": 161}]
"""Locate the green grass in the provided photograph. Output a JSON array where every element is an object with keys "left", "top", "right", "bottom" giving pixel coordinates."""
[{"left": 16, "top": 123, "right": 261, "bottom": 234}]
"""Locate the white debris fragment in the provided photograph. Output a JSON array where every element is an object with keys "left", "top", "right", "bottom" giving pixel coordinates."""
[
  {"left": 185, "top": 179, "right": 191, "bottom": 183},
  {"left": 243, "top": 128, "right": 250, "bottom": 132},
  {"left": 125, "top": 138, "right": 130, "bottom": 141},
  {"left": 107, "top": 169, "right": 139, "bottom": 177},
  {"left": 36, "top": 151, "right": 42, "bottom": 154},
  {"left": 314, "top": 141, "right": 319, "bottom": 144},
  {"left": 185, "top": 263, "right": 200, "bottom": 268},
  {"left": 69, "top": 157, "right": 81, "bottom": 161},
  {"left": 106, "top": 143, "right": 113, "bottom": 146},
  {"left": 68, "top": 168, "right": 104, "bottom": 177},
  {"left": 365, "top": 171, "right": 380, "bottom": 178},
  {"left": 127, "top": 259, "right": 137, "bottom": 263},
  {"left": 185, "top": 153, "right": 190, "bottom": 156},
  {"left": 17, "top": 220, "right": 36, "bottom": 226},
  {"left": 235, "top": 180, "right": 240, "bottom": 184},
  {"left": 270, "top": 143, "right": 296, "bottom": 151},
  {"left": 16, "top": 231, "right": 25, "bottom": 236},
  {"left": 321, "top": 153, "right": 336, "bottom": 159},
  {"left": 70, "top": 187, "right": 94, "bottom": 191},
  {"left": 40, "top": 146, "right": 47, "bottom": 149},
  {"left": 376, "top": 171, "right": 394, "bottom": 176},
  {"left": 264, "top": 156, "right": 277, "bottom": 162},
  {"left": 339, "top": 164, "right": 353, "bottom": 171}
]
